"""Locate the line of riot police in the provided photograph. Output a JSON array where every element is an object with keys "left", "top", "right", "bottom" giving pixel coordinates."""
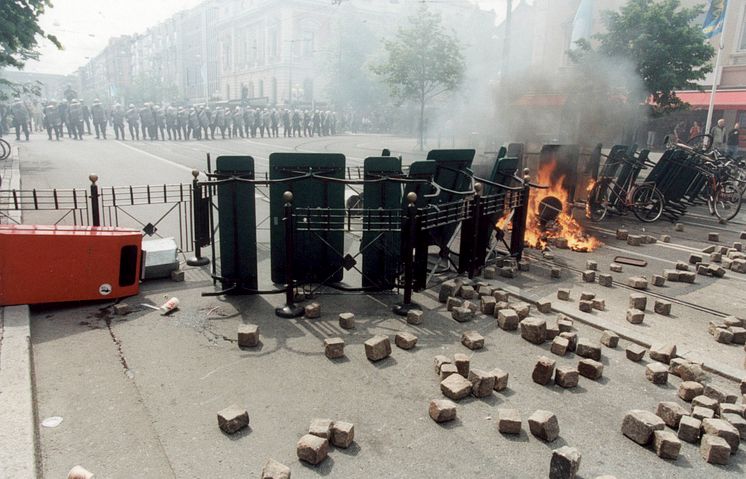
[{"left": 32, "top": 99, "right": 339, "bottom": 142}]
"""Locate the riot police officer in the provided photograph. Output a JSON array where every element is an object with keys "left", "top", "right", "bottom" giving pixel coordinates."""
[
  {"left": 91, "top": 99, "right": 107, "bottom": 139},
  {"left": 305, "top": 110, "right": 313, "bottom": 137},
  {"left": 126, "top": 103, "right": 140, "bottom": 140},
  {"left": 139, "top": 103, "right": 155, "bottom": 140},
  {"left": 11, "top": 98, "right": 30, "bottom": 141},
  {"left": 313, "top": 110, "right": 321, "bottom": 137},
  {"left": 199, "top": 106, "right": 211, "bottom": 140},
  {"left": 81, "top": 100, "right": 92, "bottom": 135},
  {"left": 58, "top": 99, "right": 72, "bottom": 138},
  {"left": 189, "top": 107, "right": 201, "bottom": 140},
  {"left": 154, "top": 105, "right": 166, "bottom": 140},
  {"left": 178, "top": 107, "right": 189, "bottom": 140},
  {"left": 292, "top": 109, "right": 301, "bottom": 137},
  {"left": 270, "top": 108, "right": 279, "bottom": 138},
  {"left": 166, "top": 105, "right": 178, "bottom": 140},
  {"left": 243, "top": 106, "right": 252, "bottom": 138},
  {"left": 68, "top": 100, "right": 84, "bottom": 140},
  {"left": 43, "top": 100, "right": 62, "bottom": 140},
  {"left": 232, "top": 106, "right": 244, "bottom": 138},
  {"left": 212, "top": 106, "right": 225, "bottom": 139},
  {"left": 111, "top": 103, "right": 125, "bottom": 140},
  {"left": 282, "top": 109, "right": 291, "bottom": 138}
]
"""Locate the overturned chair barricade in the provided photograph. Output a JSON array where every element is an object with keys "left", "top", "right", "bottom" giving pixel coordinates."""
[{"left": 190, "top": 149, "right": 535, "bottom": 317}]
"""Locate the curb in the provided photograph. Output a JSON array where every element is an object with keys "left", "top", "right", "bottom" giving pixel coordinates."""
[
  {"left": 501, "top": 284, "right": 746, "bottom": 384},
  {"left": 0, "top": 305, "right": 37, "bottom": 478}
]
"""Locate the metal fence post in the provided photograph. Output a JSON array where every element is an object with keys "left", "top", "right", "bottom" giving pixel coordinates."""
[
  {"left": 510, "top": 169, "right": 531, "bottom": 261},
  {"left": 89, "top": 173, "right": 101, "bottom": 227},
  {"left": 469, "top": 182, "right": 484, "bottom": 278},
  {"left": 276, "top": 191, "right": 304, "bottom": 318},
  {"left": 187, "top": 169, "right": 210, "bottom": 266},
  {"left": 394, "top": 192, "right": 422, "bottom": 316}
]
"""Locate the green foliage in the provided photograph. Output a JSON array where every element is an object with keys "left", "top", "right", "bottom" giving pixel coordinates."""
[
  {"left": 371, "top": 4, "right": 464, "bottom": 147},
  {"left": 592, "top": 0, "right": 714, "bottom": 115},
  {"left": 0, "top": 0, "right": 62, "bottom": 70},
  {"left": 0, "top": 78, "right": 42, "bottom": 102}
]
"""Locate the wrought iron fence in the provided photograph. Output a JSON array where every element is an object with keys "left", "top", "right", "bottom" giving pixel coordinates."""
[{"left": 0, "top": 174, "right": 196, "bottom": 253}]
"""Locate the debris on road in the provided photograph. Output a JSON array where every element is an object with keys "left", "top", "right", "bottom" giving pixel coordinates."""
[
  {"left": 217, "top": 405, "right": 250, "bottom": 434},
  {"left": 260, "top": 458, "right": 291, "bottom": 479}
]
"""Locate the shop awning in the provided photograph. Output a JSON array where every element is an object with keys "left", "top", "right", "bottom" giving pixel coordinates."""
[{"left": 675, "top": 89, "right": 746, "bottom": 109}]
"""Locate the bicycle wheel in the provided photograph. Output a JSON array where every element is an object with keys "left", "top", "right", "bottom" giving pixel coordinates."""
[
  {"left": 586, "top": 181, "right": 609, "bottom": 222},
  {"left": 631, "top": 184, "right": 664, "bottom": 223},
  {"left": 713, "top": 181, "right": 743, "bottom": 222},
  {"left": 0, "top": 138, "right": 9, "bottom": 160}
]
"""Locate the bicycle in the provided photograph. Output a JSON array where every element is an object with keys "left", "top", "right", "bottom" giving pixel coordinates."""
[
  {"left": 0, "top": 138, "right": 10, "bottom": 160},
  {"left": 665, "top": 134, "right": 745, "bottom": 222},
  {"left": 586, "top": 149, "right": 664, "bottom": 223}
]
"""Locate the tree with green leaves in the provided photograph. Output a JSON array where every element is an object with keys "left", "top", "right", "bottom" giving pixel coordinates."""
[
  {"left": 588, "top": 0, "right": 714, "bottom": 115},
  {"left": 0, "top": 0, "right": 62, "bottom": 99},
  {"left": 371, "top": 4, "right": 464, "bottom": 149}
]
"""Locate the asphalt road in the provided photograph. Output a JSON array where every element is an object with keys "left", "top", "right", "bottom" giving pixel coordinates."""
[{"left": 10, "top": 132, "right": 746, "bottom": 477}]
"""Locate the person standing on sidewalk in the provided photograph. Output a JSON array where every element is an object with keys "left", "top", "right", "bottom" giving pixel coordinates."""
[
  {"left": 710, "top": 118, "right": 727, "bottom": 150},
  {"left": 726, "top": 123, "right": 740, "bottom": 157},
  {"left": 688, "top": 121, "right": 701, "bottom": 141}
]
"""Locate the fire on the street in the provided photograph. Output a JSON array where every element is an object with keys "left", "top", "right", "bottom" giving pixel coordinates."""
[{"left": 521, "top": 160, "right": 601, "bottom": 252}]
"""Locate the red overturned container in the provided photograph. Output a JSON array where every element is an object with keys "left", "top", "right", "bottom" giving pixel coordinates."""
[{"left": 0, "top": 225, "right": 142, "bottom": 306}]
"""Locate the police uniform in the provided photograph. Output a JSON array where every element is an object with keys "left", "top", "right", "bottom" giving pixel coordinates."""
[
  {"left": 91, "top": 99, "right": 107, "bottom": 139},
  {"left": 68, "top": 100, "right": 84, "bottom": 140},
  {"left": 154, "top": 105, "right": 166, "bottom": 140},
  {"left": 111, "top": 104, "right": 125, "bottom": 140},
  {"left": 43, "top": 100, "right": 62, "bottom": 140},
  {"left": 166, "top": 106, "right": 178, "bottom": 140},
  {"left": 126, "top": 104, "right": 140, "bottom": 140},
  {"left": 11, "top": 99, "right": 30, "bottom": 141}
]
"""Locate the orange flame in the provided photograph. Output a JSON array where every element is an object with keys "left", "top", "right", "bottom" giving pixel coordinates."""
[
  {"left": 496, "top": 212, "right": 511, "bottom": 230},
  {"left": 524, "top": 160, "right": 602, "bottom": 252},
  {"left": 585, "top": 178, "right": 597, "bottom": 218}
]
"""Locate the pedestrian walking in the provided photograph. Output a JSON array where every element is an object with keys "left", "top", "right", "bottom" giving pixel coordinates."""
[
  {"left": 727, "top": 123, "right": 740, "bottom": 157},
  {"left": 711, "top": 118, "right": 727, "bottom": 150}
]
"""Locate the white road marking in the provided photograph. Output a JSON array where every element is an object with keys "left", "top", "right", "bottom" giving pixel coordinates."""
[{"left": 114, "top": 140, "right": 196, "bottom": 175}]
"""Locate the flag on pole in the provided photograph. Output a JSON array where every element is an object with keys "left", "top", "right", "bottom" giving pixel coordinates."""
[{"left": 703, "top": 0, "right": 728, "bottom": 38}]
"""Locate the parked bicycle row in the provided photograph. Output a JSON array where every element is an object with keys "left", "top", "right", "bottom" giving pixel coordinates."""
[{"left": 586, "top": 134, "right": 746, "bottom": 224}]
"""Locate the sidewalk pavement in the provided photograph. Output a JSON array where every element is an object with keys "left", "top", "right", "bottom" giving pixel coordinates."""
[{"left": 0, "top": 145, "right": 36, "bottom": 477}]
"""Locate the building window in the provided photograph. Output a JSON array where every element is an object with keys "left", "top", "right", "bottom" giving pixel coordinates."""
[
  {"left": 269, "top": 28, "right": 279, "bottom": 59},
  {"left": 259, "top": 79, "right": 264, "bottom": 97},
  {"left": 248, "top": 81, "right": 254, "bottom": 98},
  {"left": 222, "top": 41, "right": 232, "bottom": 70},
  {"left": 271, "top": 77, "right": 277, "bottom": 104},
  {"left": 226, "top": 83, "right": 231, "bottom": 100}
]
